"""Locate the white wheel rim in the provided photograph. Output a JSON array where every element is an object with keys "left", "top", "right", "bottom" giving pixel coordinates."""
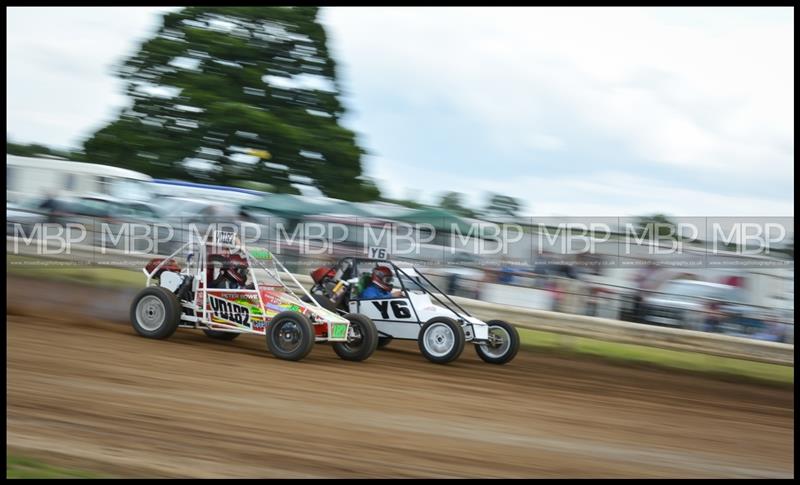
[
  {"left": 482, "top": 326, "right": 511, "bottom": 358},
  {"left": 424, "top": 322, "right": 455, "bottom": 357},
  {"left": 137, "top": 295, "right": 166, "bottom": 331}
]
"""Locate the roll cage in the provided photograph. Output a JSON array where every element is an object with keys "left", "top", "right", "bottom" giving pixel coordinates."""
[
  {"left": 142, "top": 234, "right": 331, "bottom": 330},
  {"left": 339, "top": 257, "right": 474, "bottom": 322}
]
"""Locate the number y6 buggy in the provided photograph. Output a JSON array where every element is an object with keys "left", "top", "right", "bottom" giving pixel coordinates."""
[{"left": 307, "top": 257, "right": 520, "bottom": 365}]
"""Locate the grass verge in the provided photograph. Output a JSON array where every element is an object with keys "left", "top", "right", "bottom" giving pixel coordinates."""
[
  {"left": 7, "top": 455, "right": 101, "bottom": 479},
  {"left": 518, "top": 328, "right": 793, "bottom": 387},
  {"left": 6, "top": 254, "right": 144, "bottom": 288}
]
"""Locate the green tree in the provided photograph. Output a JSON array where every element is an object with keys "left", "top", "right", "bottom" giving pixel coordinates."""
[
  {"left": 485, "top": 193, "right": 521, "bottom": 216},
  {"left": 7, "top": 138, "right": 74, "bottom": 160},
  {"left": 438, "top": 191, "right": 476, "bottom": 218},
  {"left": 635, "top": 214, "right": 678, "bottom": 240},
  {"left": 80, "top": 7, "right": 379, "bottom": 201}
]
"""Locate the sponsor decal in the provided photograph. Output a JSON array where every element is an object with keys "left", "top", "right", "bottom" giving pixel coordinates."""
[{"left": 208, "top": 295, "right": 250, "bottom": 327}]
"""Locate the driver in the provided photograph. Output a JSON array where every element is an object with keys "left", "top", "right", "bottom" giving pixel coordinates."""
[
  {"left": 209, "top": 245, "right": 249, "bottom": 288},
  {"left": 361, "top": 265, "right": 404, "bottom": 299}
]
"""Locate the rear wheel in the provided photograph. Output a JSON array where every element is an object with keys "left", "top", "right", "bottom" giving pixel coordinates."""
[
  {"left": 418, "top": 317, "right": 465, "bottom": 364},
  {"left": 130, "top": 286, "right": 181, "bottom": 339},
  {"left": 475, "top": 320, "right": 520, "bottom": 365},
  {"left": 265, "top": 312, "right": 315, "bottom": 361},
  {"left": 332, "top": 314, "right": 379, "bottom": 361}
]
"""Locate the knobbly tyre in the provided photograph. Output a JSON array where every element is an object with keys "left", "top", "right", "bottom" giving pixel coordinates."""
[
  {"left": 306, "top": 257, "right": 520, "bottom": 365},
  {"left": 129, "top": 231, "right": 379, "bottom": 362}
]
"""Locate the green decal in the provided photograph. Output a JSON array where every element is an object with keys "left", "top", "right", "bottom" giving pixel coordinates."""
[
  {"left": 235, "top": 299, "right": 263, "bottom": 315},
  {"left": 250, "top": 249, "right": 272, "bottom": 260},
  {"left": 331, "top": 323, "right": 348, "bottom": 339}
]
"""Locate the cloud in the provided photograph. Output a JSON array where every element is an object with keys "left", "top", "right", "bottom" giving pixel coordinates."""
[
  {"left": 6, "top": 7, "right": 178, "bottom": 148},
  {"left": 367, "top": 156, "right": 794, "bottom": 217},
  {"left": 5, "top": 7, "right": 793, "bottom": 217},
  {"left": 322, "top": 7, "right": 794, "bottom": 214}
]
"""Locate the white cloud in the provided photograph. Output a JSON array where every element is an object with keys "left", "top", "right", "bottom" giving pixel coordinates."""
[
  {"left": 5, "top": 7, "right": 793, "bottom": 217},
  {"left": 7, "top": 7, "right": 179, "bottom": 148},
  {"left": 323, "top": 7, "right": 794, "bottom": 209}
]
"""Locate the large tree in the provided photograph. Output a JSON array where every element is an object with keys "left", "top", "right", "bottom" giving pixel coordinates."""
[
  {"left": 7, "top": 138, "right": 74, "bottom": 160},
  {"left": 485, "top": 193, "right": 522, "bottom": 217},
  {"left": 81, "top": 7, "right": 379, "bottom": 201},
  {"left": 438, "top": 191, "right": 476, "bottom": 218}
]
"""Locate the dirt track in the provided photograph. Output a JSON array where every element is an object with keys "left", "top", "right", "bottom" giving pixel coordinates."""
[{"left": 6, "top": 277, "right": 794, "bottom": 478}]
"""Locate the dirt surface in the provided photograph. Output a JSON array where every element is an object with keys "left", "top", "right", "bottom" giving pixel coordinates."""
[{"left": 6, "top": 277, "right": 794, "bottom": 478}]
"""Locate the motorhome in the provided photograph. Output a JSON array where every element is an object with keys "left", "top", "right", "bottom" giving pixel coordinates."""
[{"left": 7, "top": 155, "right": 154, "bottom": 204}]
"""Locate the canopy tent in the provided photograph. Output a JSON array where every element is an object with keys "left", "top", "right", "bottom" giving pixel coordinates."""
[
  {"left": 394, "top": 207, "right": 498, "bottom": 238},
  {"left": 241, "top": 193, "right": 373, "bottom": 219},
  {"left": 352, "top": 201, "right": 417, "bottom": 219}
]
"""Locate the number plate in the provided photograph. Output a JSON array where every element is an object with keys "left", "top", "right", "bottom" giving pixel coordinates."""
[{"left": 331, "top": 323, "right": 348, "bottom": 339}]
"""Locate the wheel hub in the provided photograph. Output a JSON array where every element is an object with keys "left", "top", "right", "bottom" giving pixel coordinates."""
[
  {"left": 276, "top": 321, "right": 301, "bottom": 352},
  {"left": 482, "top": 326, "right": 511, "bottom": 358},
  {"left": 136, "top": 295, "right": 166, "bottom": 331},
  {"left": 424, "top": 323, "right": 455, "bottom": 357}
]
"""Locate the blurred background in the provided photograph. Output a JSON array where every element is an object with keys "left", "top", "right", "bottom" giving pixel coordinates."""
[
  {"left": 5, "top": 7, "right": 795, "bottom": 478},
  {"left": 7, "top": 6, "right": 794, "bottom": 343}
]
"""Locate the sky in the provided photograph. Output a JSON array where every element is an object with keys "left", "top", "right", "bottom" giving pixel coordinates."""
[{"left": 6, "top": 7, "right": 794, "bottom": 217}]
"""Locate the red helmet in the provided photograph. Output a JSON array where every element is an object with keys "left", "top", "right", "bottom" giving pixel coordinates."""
[{"left": 371, "top": 265, "right": 394, "bottom": 291}]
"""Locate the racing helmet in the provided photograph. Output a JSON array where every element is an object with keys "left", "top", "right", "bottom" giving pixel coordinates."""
[{"left": 371, "top": 265, "right": 394, "bottom": 291}]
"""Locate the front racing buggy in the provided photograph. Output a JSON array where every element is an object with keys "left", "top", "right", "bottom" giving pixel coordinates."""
[
  {"left": 307, "top": 257, "right": 520, "bottom": 365},
  {"left": 130, "top": 231, "right": 378, "bottom": 362}
]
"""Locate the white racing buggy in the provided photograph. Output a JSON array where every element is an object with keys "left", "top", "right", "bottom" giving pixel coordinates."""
[
  {"left": 130, "top": 231, "right": 379, "bottom": 362},
  {"left": 307, "top": 257, "right": 520, "bottom": 365}
]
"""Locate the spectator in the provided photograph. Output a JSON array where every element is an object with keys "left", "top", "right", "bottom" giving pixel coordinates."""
[
  {"left": 447, "top": 272, "right": 460, "bottom": 295},
  {"left": 498, "top": 264, "right": 515, "bottom": 284},
  {"left": 703, "top": 302, "right": 724, "bottom": 333}
]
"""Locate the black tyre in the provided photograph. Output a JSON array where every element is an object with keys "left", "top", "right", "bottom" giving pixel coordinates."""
[
  {"left": 301, "top": 293, "right": 339, "bottom": 312},
  {"left": 203, "top": 328, "right": 241, "bottom": 341},
  {"left": 418, "top": 317, "right": 466, "bottom": 364},
  {"left": 475, "top": 320, "right": 520, "bottom": 365},
  {"left": 266, "top": 311, "right": 315, "bottom": 361},
  {"left": 377, "top": 336, "right": 393, "bottom": 349},
  {"left": 332, "top": 314, "right": 379, "bottom": 361},
  {"left": 130, "top": 286, "right": 182, "bottom": 339}
]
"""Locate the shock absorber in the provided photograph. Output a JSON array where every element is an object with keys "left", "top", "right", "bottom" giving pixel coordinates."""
[{"left": 175, "top": 275, "right": 194, "bottom": 301}]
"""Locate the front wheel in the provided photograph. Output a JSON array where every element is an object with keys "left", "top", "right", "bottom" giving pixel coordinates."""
[
  {"left": 266, "top": 312, "right": 315, "bottom": 361},
  {"left": 475, "top": 320, "right": 520, "bottom": 365},
  {"left": 418, "top": 317, "right": 465, "bottom": 364},
  {"left": 130, "top": 286, "right": 181, "bottom": 339},
  {"left": 332, "top": 314, "right": 379, "bottom": 361}
]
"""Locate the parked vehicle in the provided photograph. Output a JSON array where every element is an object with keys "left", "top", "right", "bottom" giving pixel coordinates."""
[
  {"left": 7, "top": 155, "right": 153, "bottom": 204},
  {"left": 641, "top": 279, "right": 757, "bottom": 332},
  {"left": 6, "top": 201, "right": 48, "bottom": 236}
]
